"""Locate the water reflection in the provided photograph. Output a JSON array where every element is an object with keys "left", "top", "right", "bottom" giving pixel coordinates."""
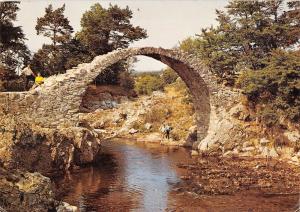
[
  {"left": 54, "top": 139, "right": 190, "bottom": 211},
  {"left": 53, "top": 139, "right": 299, "bottom": 211}
]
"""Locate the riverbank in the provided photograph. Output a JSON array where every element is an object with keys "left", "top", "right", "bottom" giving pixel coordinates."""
[
  {"left": 169, "top": 155, "right": 300, "bottom": 211},
  {"left": 53, "top": 139, "right": 300, "bottom": 211},
  {"left": 176, "top": 155, "right": 300, "bottom": 195},
  {"left": 110, "top": 138, "right": 300, "bottom": 195}
]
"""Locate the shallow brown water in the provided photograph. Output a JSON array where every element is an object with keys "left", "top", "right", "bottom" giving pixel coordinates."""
[{"left": 54, "top": 139, "right": 300, "bottom": 212}]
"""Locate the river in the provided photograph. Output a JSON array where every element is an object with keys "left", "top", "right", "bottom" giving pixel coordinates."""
[{"left": 53, "top": 139, "right": 300, "bottom": 212}]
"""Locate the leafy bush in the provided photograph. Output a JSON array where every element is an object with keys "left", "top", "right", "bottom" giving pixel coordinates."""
[
  {"left": 237, "top": 50, "right": 300, "bottom": 125},
  {"left": 134, "top": 73, "right": 164, "bottom": 95}
]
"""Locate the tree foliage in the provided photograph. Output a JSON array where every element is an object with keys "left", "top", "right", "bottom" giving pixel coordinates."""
[
  {"left": 77, "top": 3, "right": 147, "bottom": 56},
  {"left": 0, "top": 1, "right": 30, "bottom": 72},
  {"left": 76, "top": 3, "right": 147, "bottom": 85},
  {"left": 180, "top": 0, "right": 300, "bottom": 125},
  {"left": 237, "top": 50, "right": 300, "bottom": 125},
  {"left": 36, "top": 4, "right": 73, "bottom": 46},
  {"left": 31, "top": 4, "right": 75, "bottom": 76},
  {"left": 181, "top": 0, "right": 300, "bottom": 83},
  {"left": 32, "top": 3, "right": 146, "bottom": 86}
]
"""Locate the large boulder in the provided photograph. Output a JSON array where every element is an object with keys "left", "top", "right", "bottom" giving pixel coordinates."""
[
  {"left": 0, "top": 118, "right": 102, "bottom": 176},
  {"left": 0, "top": 168, "right": 77, "bottom": 212},
  {"left": 185, "top": 125, "right": 198, "bottom": 147},
  {"left": 0, "top": 169, "right": 55, "bottom": 211},
  {"left": 284, "top": 130, "right": 300, "bottom": 143}
]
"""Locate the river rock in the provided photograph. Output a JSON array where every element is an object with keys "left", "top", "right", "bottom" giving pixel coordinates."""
[
  {"left": 0, "top": 169, "right": 58, "bottom": 212},
  {"left": 284, "top": 130, "right": 300, "bottom": 143},
  {"left": 260, "top": 138, "right": 271, "bottom": 145},
  {"left": 197, "top": 106, "right": 237, "bottom": 152},
  {"left": 0, "top": 119, "right": 102, "bottom": 175},
  {"left": 191, "top": 150, "right": 199, "bottom": 156},
  {"left": 93, "top": 120, "right": 105, "bottom": 129},
  {"left": 291, "top": 156, "right": 299, "bottom": 163},
  {"left": 242, "top": 141, "right": 254, "bottom": 148},
  {"left": 257, "top": 179, "right": 271, "bottom": 188},
  {"left": 229, "top": 103, "right": 250, "bottom": 121},
  {"left": 223, "top": 150, "right": 234, "bottom": 157},
  {"left": 260, "top": 146, "right": 279, "bottom": 158},
  {"left": 144, "top": 123, "right": 152, "bottom": 130},
  {"left": 129, "top": 128, "right": 138, "bottom": 134},
  {"left": 242, "top": 146, "right": 255, "bottom": 152},
  {"left": 57, "top": 202, "right": 78, "bottom": 212},
  {"left": 70, "top": 127, "right": 101, "bottom": 165}
]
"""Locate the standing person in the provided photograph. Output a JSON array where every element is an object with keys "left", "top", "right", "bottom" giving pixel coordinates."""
[
  {"left": 21, "top": 65, "right": 35, "bottom": 90},
  {"left": 165, "top": 123, "right": 173, "bottom": 140}
]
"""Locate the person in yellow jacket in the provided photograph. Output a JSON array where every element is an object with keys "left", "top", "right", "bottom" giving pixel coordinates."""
[{"left": 31, "top": 72, "right": 45, "bottom": 90}]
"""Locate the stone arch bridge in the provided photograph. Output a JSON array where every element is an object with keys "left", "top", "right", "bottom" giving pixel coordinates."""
[{"left": 0, "top": 47, "right": 238, "bottom": 143}]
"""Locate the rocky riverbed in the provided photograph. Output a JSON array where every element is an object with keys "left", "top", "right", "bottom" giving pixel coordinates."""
[{"left": 175, "top": 155, "right": 300, "bottom": 196}]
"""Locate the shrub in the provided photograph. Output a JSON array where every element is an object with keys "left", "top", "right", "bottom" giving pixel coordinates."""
[
  {"left": 144, "top": 106, "right": 166, "bottom": 124},
  {"left": 134, "top": 74, "right": 164, "bottom": 95},
  {"left": 237, "top": 50, "right": 300, "bottom": 126}
]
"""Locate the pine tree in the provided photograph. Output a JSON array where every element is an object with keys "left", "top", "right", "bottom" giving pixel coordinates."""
[
  {"left": 75, "top": 3, "right": 147, "bottom": 85},
  {"left": 77, "top": 3, "right": 147, "bottom": 56},
  {"left": 35, "top": 4, "right": 73, "bottom": 46},
  {"left": 32, "top": 4, "right": 73, "bottom": 76},
  {"left": 0, "top": 1, "right": 30, "bottom": 72},
  {"left": 182, "top": 0, "right": 300, "bottom": 83}
]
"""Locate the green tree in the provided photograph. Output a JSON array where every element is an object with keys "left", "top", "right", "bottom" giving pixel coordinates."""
[
  {"left": 63, "top": 38, "right": 92, "bottom": 70},
  {"left": 179, "top": 0, "right": 300, "bottom": 125},
  {"left": 77, "top": 3, "right": 147, "bottom": 55},
  {"left": 32, "top": 4, "right": 73, "bottom": 76},
  {"left": 76, "top": 3, "right": 147, "bottom": 85},
  {"left": 31, "top": 44, "right": 68, "bottom": 76},
  {"left": 35, "top": 4, "right": 73, "bottom": 46},
  {"left": 237, "top": 49, "right": 300, "bottom": 125},
  {"left": 181, "top": 0, "right": 300, "bottom": 83},
  {"left": 0, "top": 1, "right": 30, "bottom": 72}
]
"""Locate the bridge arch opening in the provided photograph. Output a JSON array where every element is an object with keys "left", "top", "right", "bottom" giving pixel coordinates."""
[{"left": 77, "top": 47, "right": 211, "bottom": 141}]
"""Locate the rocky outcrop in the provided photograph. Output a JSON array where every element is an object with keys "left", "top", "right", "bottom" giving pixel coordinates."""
[
  {"left": 0, "top": 117, "right": 101, "bottom": 176},
  {"left": 0, "top": 168, "right": 77, "bottom": 212},
  {"left": 195, "top": 101, "right": 300, "bottom": 165},
  {"left": 0, "top": 168, "right": 56, "bottom": 211}
]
